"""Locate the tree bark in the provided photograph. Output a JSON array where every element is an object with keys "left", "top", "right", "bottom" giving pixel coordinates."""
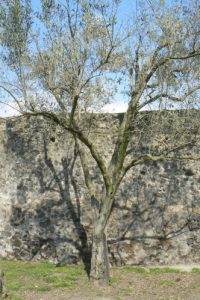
[{"left": 89, "top": 230, "right": 110, "bottom": 286}]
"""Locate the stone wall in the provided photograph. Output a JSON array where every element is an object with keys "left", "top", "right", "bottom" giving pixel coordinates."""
[{"left": 0, "top": 112, "right": 200, "bottom": 266}]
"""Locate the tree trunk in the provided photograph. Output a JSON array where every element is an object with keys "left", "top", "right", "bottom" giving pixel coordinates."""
[{"left": 89, "top": 230, "right": 110, "bottom": 286}]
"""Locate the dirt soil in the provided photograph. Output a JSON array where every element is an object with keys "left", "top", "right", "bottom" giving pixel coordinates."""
[{"left": 19, "top": 268, "right": 200, "bottom": 300}]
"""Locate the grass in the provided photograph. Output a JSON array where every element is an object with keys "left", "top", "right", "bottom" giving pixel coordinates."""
[
  {"left": 121, "top": 287, "right": 133, "bottom": 295},
  {"left": 159, "top": 279, "right": 175, "bottom": 288},
  {"left": 0, "top": 259, "right": 87, "bottom": 298},
  {"left": 148, "top": 267, "right": 180, "bottom": 274},
  {"left": 192, "top": 268, "right": 200, "bottom": 273},
  {"left": 7, "top": 297, "right": 24, "bottom": 300},
  {"left": 109, "top": 275, "right": 120, "bottom": 286},
  {"left": 122, "top": 266, "right": 147, "bottom": 274},
  {"left": 122, "top": 266, "right": 180, "bottom": 275},
  {"left": 0, "top": 259, "right": 199, "bottom": 299}
]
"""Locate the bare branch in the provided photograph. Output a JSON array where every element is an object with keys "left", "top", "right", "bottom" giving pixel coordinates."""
[
  {"left": 170, "top": 51, "right": 200, "bottom": 60},
  {"left": 22, "top": 110, "right": 111, "bottom": 192},
  {"left": 151, "top": 43, "right": 169, "bottom": 64},
  {"left": 66, "top": 0, "right": 75, "bottom": 39},
  {"left": 123, "top": 153, "right": 200, "bottom": 178},
  {"left": 0, "top": 85, "right": 23, "bottom": 111},
  {"left": 0, "top": 100, "right": 21, "bottom": 114},
  {"left": 138, "top": 85, "right": 200, "bottom": 110}
]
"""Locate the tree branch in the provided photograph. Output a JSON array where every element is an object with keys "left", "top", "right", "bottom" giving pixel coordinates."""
[
  {"left": 22, "top": 110, "right": 111, "bottom": 191},
  {"left": 76, "top": 138, "right": 100, "bottom": 220},
  {"left": 70, "top": 94, "right": 79, "bottom": 124},
  {"left": 123, "top": 153, "right": 200, "bottom": 178},
  {"left": 0, "top": 85, "right": 23, "bottom": 112},
  {"left": 66, "top": 0, "right": 76, "bottom": 39},
  {"left": 170, "top": 51, "right": 200, "bottom": 60},
  {"left": 138, "top": 85, "right": 200, "bottom": 110}
]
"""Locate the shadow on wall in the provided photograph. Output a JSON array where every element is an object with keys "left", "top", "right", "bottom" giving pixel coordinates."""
[
  {"left": 108, "top": 159, "right": 200, "bottom": 265},
  {"left": 4, "top": 116, "right": 200, "bottom": 268},
  {"left": 6, "top": 118, "right": 91, "bottom": 274}
]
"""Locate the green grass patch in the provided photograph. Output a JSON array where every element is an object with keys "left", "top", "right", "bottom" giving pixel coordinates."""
[
  {"left": 121, "top": 287, "right": 133, "bottom": 295},
  {"left": 6, "top": 296, "right": 24, "bottom": 300},
  {"left": 192, "top": 268, "right": 200, "bottom": 273},
  {"left": 122, "top": 266, "right": 181, "bottom": 275},
  {"left": 123, "top": 266, "right": 147, "bottom": 274},
  {"left": 0, "top": 259, "right": 197, "bottom": 300},
  {"left": 109, "top": 275, "right": 120, "bottom": 286},
  {"left": 148, "top": 267, "right": 180, "bottom": 274},
  {"left": 159, "top": 280, "right": 175, "bottom": 287},
  {"left": 0, "top": 259, "right": 87, "bottom": 298}
]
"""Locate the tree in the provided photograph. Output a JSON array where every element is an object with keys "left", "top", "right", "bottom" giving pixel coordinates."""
[{"left": 0, "top": 0, "right": 200, "bottom": 286}]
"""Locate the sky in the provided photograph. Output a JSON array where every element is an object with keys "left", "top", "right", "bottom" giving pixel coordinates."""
[
  {"left": 0, "top": 0, "right": 138, "bottom": 117},
  {"left": 0, "top": 0, "right": 188, "bottom": 117}
]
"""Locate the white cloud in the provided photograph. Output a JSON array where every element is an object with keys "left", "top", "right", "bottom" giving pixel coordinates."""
[{"left": 102, "top": 101, "right": 128, "bottom": 113}]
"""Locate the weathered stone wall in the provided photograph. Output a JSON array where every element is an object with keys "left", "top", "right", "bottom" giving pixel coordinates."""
[{"left": 0, "top": 112, "right": 200, "bottom": 266}]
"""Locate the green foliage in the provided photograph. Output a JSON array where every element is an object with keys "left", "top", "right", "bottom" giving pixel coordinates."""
[{"left": 0, "top": 0, "right": 32, "bottom": 67}]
